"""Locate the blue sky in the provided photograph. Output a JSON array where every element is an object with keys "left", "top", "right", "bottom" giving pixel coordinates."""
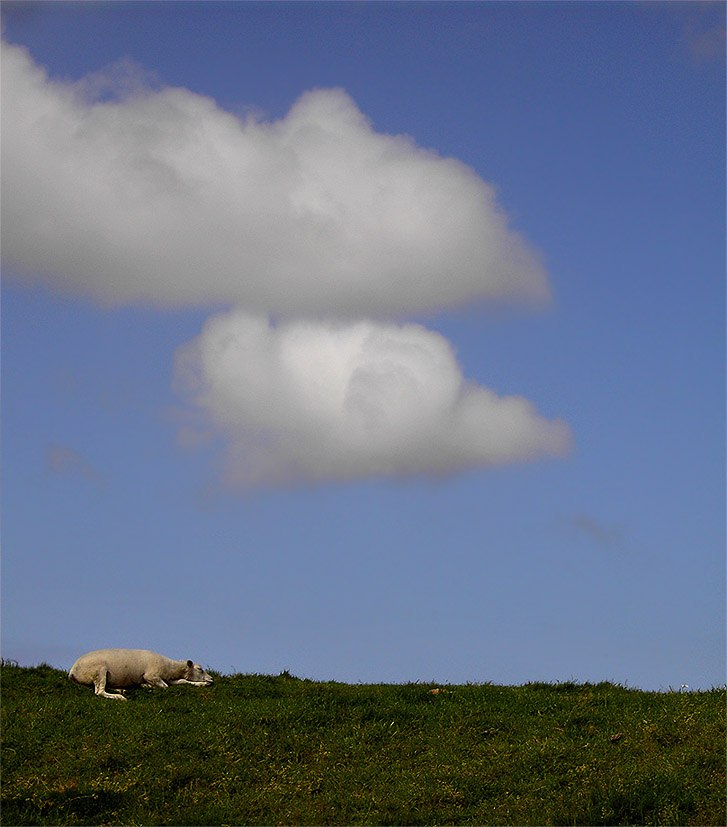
[{"left": 2, "top": 1, "right": 724, "bottom": 690}]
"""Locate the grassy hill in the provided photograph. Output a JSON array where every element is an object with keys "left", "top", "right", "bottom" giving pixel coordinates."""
[{"left": 1, "top": 662, "right": 724, "bottom": 826}]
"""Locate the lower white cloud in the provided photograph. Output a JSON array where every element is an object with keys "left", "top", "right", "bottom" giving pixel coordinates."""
[{"left": 173, "top": 311, "right": 573, "bottom": 488}]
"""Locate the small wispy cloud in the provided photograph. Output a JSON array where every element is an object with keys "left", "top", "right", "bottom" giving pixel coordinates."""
[
  {"left": 684, "top": 18, "right": 725, "bottom": 64},
  {"left": 572, "top": 513, "right": 625, "bottom": 551},
  {"left": 46, "top": 444, "right": 105, "bottom": 489}
]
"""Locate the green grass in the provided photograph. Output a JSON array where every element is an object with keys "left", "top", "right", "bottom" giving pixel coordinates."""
[{"left": 1, "top": 662, "right": 724, "bottom": 825}]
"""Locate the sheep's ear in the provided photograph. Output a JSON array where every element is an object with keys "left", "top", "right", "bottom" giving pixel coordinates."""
[{"left": 187, "top": 660, "right": 193, "bottom": 668}]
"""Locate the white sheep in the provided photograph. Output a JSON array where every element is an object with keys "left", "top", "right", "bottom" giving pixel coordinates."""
[{"left": 68, "top": 648, "right": 214, "bottom": 700}]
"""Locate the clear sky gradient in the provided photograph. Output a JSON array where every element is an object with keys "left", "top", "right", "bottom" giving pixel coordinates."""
[{"left": 2, "top": 1, "right": 725, "bottom": 690}]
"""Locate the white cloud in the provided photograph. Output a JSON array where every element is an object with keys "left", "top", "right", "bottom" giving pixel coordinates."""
[
  {"left": 4, "top": 41, "right": 572, "bottom": 488},
  {"left": 173, "top": 311, "right": 573, "bottom": 488},
  {"left": 2, "top": 40, "right": 549, "bottom": 316}
]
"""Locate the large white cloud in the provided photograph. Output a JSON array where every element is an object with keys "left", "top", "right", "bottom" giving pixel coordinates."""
[
  {"left": 174, "top": 311, "right": 573, "bottom": 487},
  {"left": 1, "top": 41, "right": 549, "bottom": 316},
  {"left": 3, "top": 40, "right": 572, "bottom": 487}
]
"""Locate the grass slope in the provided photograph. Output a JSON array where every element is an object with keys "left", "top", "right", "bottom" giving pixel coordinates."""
[{"left": 1, "top": 663, "right": 724, "bottom": 826}]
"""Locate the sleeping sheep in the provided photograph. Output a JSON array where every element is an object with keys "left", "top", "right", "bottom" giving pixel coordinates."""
[{"left": 68, "top": 648, "right": 214, "bottom": 700}]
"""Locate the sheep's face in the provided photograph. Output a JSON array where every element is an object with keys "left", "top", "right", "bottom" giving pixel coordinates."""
[{"left": 185, "top": 660, "right": 214, "bottom": 685}]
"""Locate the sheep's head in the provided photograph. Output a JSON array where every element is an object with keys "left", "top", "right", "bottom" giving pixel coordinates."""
[{"left": 185, "top": 660, "right": 214, "bottom": 685}]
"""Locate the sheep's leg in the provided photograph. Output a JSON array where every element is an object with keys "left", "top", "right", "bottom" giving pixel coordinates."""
[
  {"left": 142, "top": 674, "right": 169, "bottom": 689},
  {"left": 94, "top": 669, "right": 126, "bottom": 701}
]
